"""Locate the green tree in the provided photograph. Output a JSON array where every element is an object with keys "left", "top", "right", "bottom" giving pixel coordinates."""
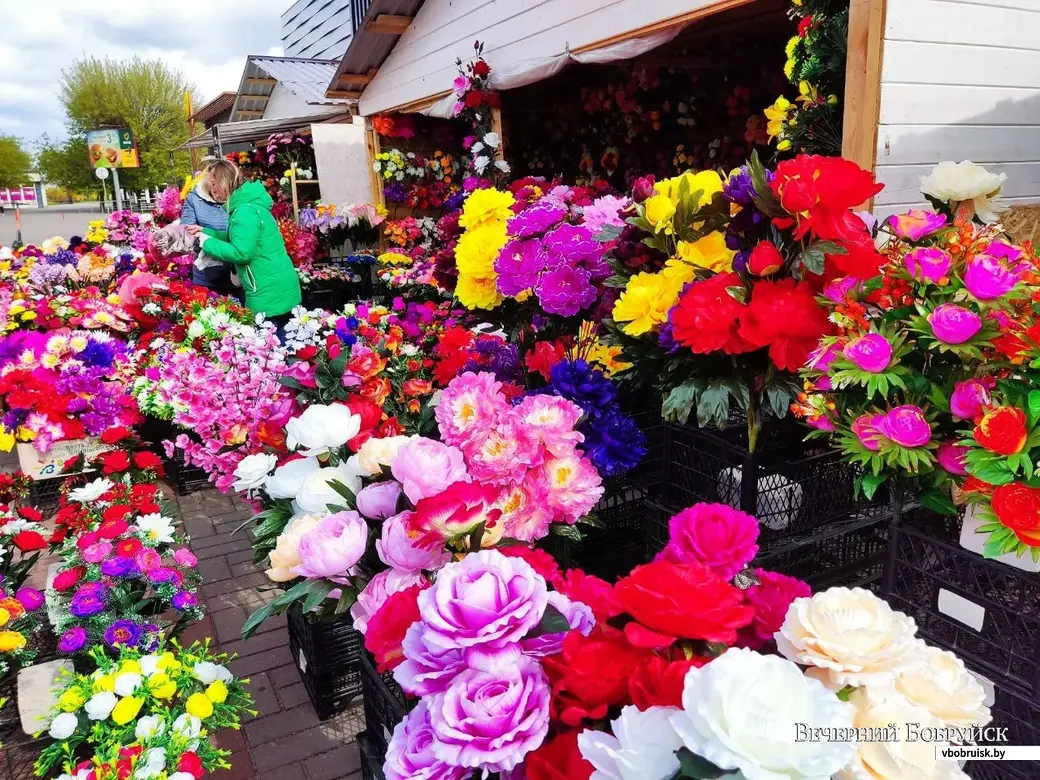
[
  {"left": 59, "top": 56, "right": 199, "bottom": 188},
  {"left": 0, "top": 135, "right": 31, "bottom": 189},
  {"left": 35, "top": 135, "right": 99, "bottom": 196}
]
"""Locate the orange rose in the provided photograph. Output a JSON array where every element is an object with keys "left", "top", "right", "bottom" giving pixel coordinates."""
[
  {"left": 347, "top": 352, "right": 387, "bottom": 381},
  {"left": 974, "top": 406, "right": 1028, "bottom": 456},
  {"left": 359, "top": 377, "right": 392, "bottom": 406},
  {"left": 401, "top": 379, "right": 433, "bottom": 397},
  {"left": 992, "top": 482, "right": 1040, "bottom": 546}
]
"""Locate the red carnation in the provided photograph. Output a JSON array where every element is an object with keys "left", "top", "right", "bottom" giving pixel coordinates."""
[
  {"left": 100, "top": 427, "right": 133, "bottom": 445},
  {"left": 671, "top": 273, "right": 754, "bottom": 355},
  {"left": 798, "top": 16, "right": 813, "bottom": 37},
  {"left": 365, "top": 584, "right": 426, "bottom": 672},
  {"left": 524, "top": 730, "right": 593, "bottom": 780},
  {"left": 133, "top": 451, "right": 164, "bottom": 471},
  {"left": 629, "top": 654, "right": 707, "bottom": 710},
  {"left": 613, "top": 561, "right": 755, "bottom": 648},
  {"left": 176, "top": 752, "right": 205, "bottom": 780},
  {"left": 53, "top": 567, "right": 86, "bottom": 592},
  {"left": 740, "top": 278, "right": 832, "bottom": 371},
  {"left": 13, "top": 530, "right": 48, "bottom": 552},
  {"left": 100, "top": 450, "right": 131, "bottom": 475},
  {"left": 103, "top": 505, "right": 134, "bottom": 523}
]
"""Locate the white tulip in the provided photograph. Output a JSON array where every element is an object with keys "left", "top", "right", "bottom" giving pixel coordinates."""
[
  {"left": 232, "top": 452, "right": 278, "bottom": 493},
  {"left": 84, "top": 691, "right": 117, "bottom": 721},
  {"left": 578, "top": 705, "right": 682, "bottom": 780},
  {"left": 265, "top": 456, "right": 321, "bottom": 499},
  {"left": 171, "top": 713, "right": 202, "bottom": 739},
  {"left": 284, "top": 404, "right": 361, "bottom": 456},
  {"left": 48, "top": 712, "right": 79, "bottom": 740},
  {"left": 193, "top": 661, "right": 233, "bottom": 685}
]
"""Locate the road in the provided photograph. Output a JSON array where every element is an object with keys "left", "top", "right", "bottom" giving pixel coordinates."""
[{"left": 0, "top": 203, "right": 105, "bottom": 247}]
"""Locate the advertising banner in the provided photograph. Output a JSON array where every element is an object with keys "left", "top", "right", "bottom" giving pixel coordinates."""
[{"left": 86, "top": 128, "right": 140, "bottom": 168}]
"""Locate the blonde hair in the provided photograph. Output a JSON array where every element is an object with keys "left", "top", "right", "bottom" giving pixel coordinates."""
[{"left": 206, "top": 159, "right": 244, "bottom": 196}]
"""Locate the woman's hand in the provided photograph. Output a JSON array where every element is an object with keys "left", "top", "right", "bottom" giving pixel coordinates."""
[{"left": 183, "top": 224, "right": 203, "bottom": 236}]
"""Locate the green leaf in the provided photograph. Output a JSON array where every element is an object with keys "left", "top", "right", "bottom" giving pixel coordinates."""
[
  {"left": 919, "top": 490, "right": 958, "bottom": 516},
  {"left": 241, "top": 603, "right": 278, "bottom": 640},
  {"left": 327, "top": 479, "right": 357, "bottom": 508},
  {"left": 809, "top": 240, "right": 848, "bottom": 256},
  {"left": 279, "top": 376, "right": 305, "bottom": 391},
  {"left": 1029, "top": 391, "right": 1040, "bottom": 426},
  {"left": 662, "top": 380, "right": 704, "bottom": 425},
  {"left": 594, "top": 224, "right": 624, "bottom": 243},
  {"left": 468, "top": 521, "right": 486, "bottom": 551},
  {"left": 799, "top": 246, "right": 826, "bottom": 275},
  {"left": 530, "top": 603, "right": 571, "bottom": 637},
  {"left": 859, "top": 473, "right": 887, "bottom": 500},
  {"left": 328, "top": 351, "right": 349, "bottom": 377},
  {"left": 697, "top": 382, "right": 732, "bottom": 428},
  {"left": 550, "top": 523, "right": 583, "bottom": 542},
  {"left": 674, "top": 747, "right": 730, "bottom": 779},
  {"left": 302, "top": 580, "right": 336, "bottom": 613}
]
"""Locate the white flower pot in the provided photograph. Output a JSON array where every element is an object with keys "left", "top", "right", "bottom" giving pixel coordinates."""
[
  {"left": 959, "top": 503, "right": 1040, "bottom": 572},
  {"left": 717, "top": 466, "right": 803, "bottom": 532}
]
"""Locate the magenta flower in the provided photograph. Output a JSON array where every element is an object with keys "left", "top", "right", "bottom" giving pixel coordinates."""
[
  {"left": 809, "top": 414, "right": 836, "bottom": 433},
  {"left": 904, "top": 247, "right": 952, "bottom": 282},
  {"left": 843, "top": 333, "right": 892, "bottom": 373},
  {"left": 394, "top": 621, "right": 467, "bottom": 697},
  {"left": 15, "top": 587, "right": 43, "bottom": 612},
  {"left": 823, "top": 277, "right": 862, "bottom": 303},
  {"left": 356, "top": 481, "right": 403, "bottom": 521},
  {"left": 928, "top": 304, "right": 983, "bottom": 344},
  {"left": 518, "top": 591, "right": 595, "bottom": 658},
  {"left": 292, "top": 510, "right": 368, "bottom": 581},
  {"left": 535, "top": 265, "right": 597, "bottom": 317},
  {"left": 657, "top": 503, "right": 760, "bottom": 580},
  {"left": 889, "top": 210, "right": 948, "bottom": 241},
  {"left": 745, "top": 568, "right": 811, "bottom": 645},
  {"left": 877, "top": 405, "right": 932, "bottom": 448},
  {"left": 494, "top": 239, "right": 546, "bottom": 296},
  {"left": 376, "top": 511, "right": 452, "bottom": 573},
  {"left": 936, "top": 440, "right": 969, "bottom": 476},
  {"left": 173, "top": 548, "right": 198, "bottom": 568},
  {"left": 951, "top": 377, "right": 995, "bottom": 421},
  {"left": 384, "top": 701, "right": 468, "bottom": 780},
  {"left": 134, "top": 548, "right": 162, "bottom": 573},
  {"left": 81, "top": 541, "right": 113, "bottom": 564},
  {"left": 852, "top": 414, "right": 886, "bottom": 451},
  {"left": 964, "top": 254, "right": 1020, "bottom": 300},
  {"left": 806, "top": 342, "right": 841, "bottom": 373}
]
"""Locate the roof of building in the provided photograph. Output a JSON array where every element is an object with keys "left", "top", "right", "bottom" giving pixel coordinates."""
[
  {"left": 230, "top": 55, "right": 355, "bottom": 122},
  {"left": 190, "top": 92, "right": 236, "bottom": 123}
]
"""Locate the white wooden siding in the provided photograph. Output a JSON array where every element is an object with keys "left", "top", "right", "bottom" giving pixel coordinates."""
[
  {"left": 875, "top": 0, "right": 1040, "bottom": 215},
  {"left": 359, "top": 0, "right": 744, "bottom": 115}
]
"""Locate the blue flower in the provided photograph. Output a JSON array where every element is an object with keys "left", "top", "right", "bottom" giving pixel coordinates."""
[
  {"left": 549, "top": 359, "right": 617, "bottom": 417},
  {"left": 583, "top": 409, "right": 647, "bottom": 478}
]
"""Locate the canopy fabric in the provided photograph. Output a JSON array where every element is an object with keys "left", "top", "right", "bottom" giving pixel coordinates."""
[{"left": 176, "top": 112, "right": 351, "bottom": 151}]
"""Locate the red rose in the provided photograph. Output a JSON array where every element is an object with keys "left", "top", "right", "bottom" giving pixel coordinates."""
[
  {"left": 402, "top": 378, "right": 434, "bottom": 397},
  {"left": 974, "top": 406, "right": 1028, "bottom": 456},
  {"left": 556, "top": 569, "right": 620, "bottom": 623},
  {"left": 133, "top": 451, "right": 164, "bottom": 471},
  {"left": 543, "top": 626, "right": 649, "bottom": 726},
  {"left": 497, "top": 547, "right": 562, "bottom": 587},
  {"left": 176, "top": 752, "right": 205, "bottom": 780},
  {"left": 115, "top": 538, "right": 143, "bottom": 558},
  {"left": 671, "top": 273, "right": 753, "bottom": 355},
  {"left": 53, "top": 567, "right": 85, "bottom": 592},
  {"left": 747, "top": 241, "right": 784, "bottom": 276},
  {"left": 740, "top": 278, "right": 832, "bottom": 371},
  {"left": 13, "top": 530, "right": 47, "bottom": 552},
  {"left": 377, "top": 417, "right": 403, "bottom": 438},
  {"left": 962, "top": 475, "right": 995, "bottom": 497},
  {"left": 991, "top": 483, "right": 1040, "bottom": 546},
  {"left": 100, "top": 427, "right": 133, "bottom": 444},
  {"left": 743, "top": 568, "right": 812, "bottom": 646},
  {"left": 100, "top": 450, "right": 131, "bottom": 475},
  {"left": 628, "top": 654, "right": 706, "bottom": 710},
  {"left": 613, "top": 561, "right": 755, "bottom": 648},
  {"left": 464, "top": 89, "right": 483, "bottom": 108},
  {"left": 472, "top": 58, "right": 491, "bottom": 78},
  {"left": 524, "top": 730, "right": 593, "bottom": 780},
  {"left": 296, "top": 345, "right": 318, "bottom": 361},
  {"left": 346, "top": 398, "right": 383, "bottom": 431},
  {"left": 365, "top": 584, "right": 427, "bottom": 672},
  {"left": 103, "top": 505, "right": 134, "bottom": 524}
]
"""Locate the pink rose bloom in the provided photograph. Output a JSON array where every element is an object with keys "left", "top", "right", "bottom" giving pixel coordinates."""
[
  {"left": 877, "top": 405, "right": 931, "bottom": 448},
  {"left": 746, "top": 568, "right": 811, "bottom": 644},
  {"left": 889, "top": 209, "right": 948, "bottom": 242},
  {"left": 435, "top": 372, "right": 510, "bottom": 448},
  {"left": 395, "top": 621, "right": 467, "bottom": 697},
  {"left": 658, "top": 503, "right": 760, "bottom": 580},
  {"left": 81, "top": 541, "right": 113, "bottom": 564},
  {"left": 377, "top": 511, "right": 451, "bottom": 573},
  {"left": 357, "top": 481, "right": 404, "bottom": 521},
  {"left": 172, "top": 548, "right": 197, "bottom": 568},
  {"left": 135, "top": 548, "right": 162, "bottom": 573},
  {"left": 928, "top": 303, "right": 983, "bottom": 344},
  {"left": 391, "top": 438, "right": 470, "bottom": 505},
  {"left": 292, "top": 510, "right": 368, "bottom": 581},
  {"left": 352, "top": 569, "right": 425, "bottom": 634},
  {"left": 462, "top": 419, "right": 540, "bottom": 485},
  {"left": 453, "top": 75, "right": 471, "bottom": 95},
  {"left": 822, "top": 277, "right": 861, "bottom": 303},
  {"left": 964, "top": 254, "right": 1020, "bottom": 300},
  {"left": 540, "top": 451, "right": 604, "bottom": 523},
  {"left": 852, "top": 413, "right": 886, "bottom": 451},
  {"left": 951, "top": 377, "right": 995, "bottom": 421},
  {"left": 384, "top": 702, "right": 468, "bottom": 780},
  {"left": 509, "top": 395, "right": 585, "bottom": 457},
  {"left": 494, "top": 474, "right": 553, "bottom": 543},
  {"left": 904, "top": 246, "right": 952, "bottom": 282},
  {"left": 843, "top": 333, "right": 892, "bottom": 373},
  {"left": 936, "top": 439, "right": 969, "bottom": 476}
]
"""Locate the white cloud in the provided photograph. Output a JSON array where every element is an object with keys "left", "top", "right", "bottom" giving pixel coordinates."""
[{"left": 0, "top": 0, "right": 289, "bottom": 142}]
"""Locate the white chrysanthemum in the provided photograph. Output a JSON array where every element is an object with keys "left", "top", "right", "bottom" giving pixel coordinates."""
[
  {"left": 920, "top": 161, "right": 1006, "bottom": 223},
  {"left": 135, "top": 513, "right": 176, "bottom": 545},
  {"left": 68, "top": 477, "right": 114, "bottom": 503}
]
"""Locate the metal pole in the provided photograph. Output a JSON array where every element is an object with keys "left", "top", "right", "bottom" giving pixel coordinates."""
[
  {"left": 112, "top": 168, "right": 124, "bottom": 212},
  {"left": 101, "top": 177, "right": 109, "bottom": 211}
]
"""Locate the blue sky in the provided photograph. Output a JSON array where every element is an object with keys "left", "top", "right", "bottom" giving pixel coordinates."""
[{"left": 0, "top": 0, "right": 290, "bottom": 146}]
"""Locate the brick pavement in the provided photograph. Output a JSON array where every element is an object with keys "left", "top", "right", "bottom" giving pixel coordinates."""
[{"left": 173, "top": 489, "right": 364, "bottom": 780}]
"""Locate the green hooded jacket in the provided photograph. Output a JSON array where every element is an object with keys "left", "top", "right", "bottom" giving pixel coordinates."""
[{"left": 201, "top": 180, "right": 301, "bottom": 317}]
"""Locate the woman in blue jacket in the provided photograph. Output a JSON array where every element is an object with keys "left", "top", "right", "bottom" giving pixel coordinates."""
[{"left": 180, "top": 163, "right": 236, "bottom": 296}]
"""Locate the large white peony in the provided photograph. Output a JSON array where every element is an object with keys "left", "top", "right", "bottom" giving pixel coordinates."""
[
  {"left": 920, "top": 161, "right": 1006, "bottom": 223},
  {"left": 265, "top": 456, "right": 321, "bottom": 500},
  {"left": 837, "top": 689, "right": 969, "bottom": 780},
  {"left": 578, "top": 705, "right": 682, "bottom": 780},
  {"left": 884, "top": 643, "right": 990, "bottom": 728},
  {"left": 354, "top": 435, "right": 414, "bottom": 476},
  {"left": 294, "top": 462, "right": 364, "bottom": 515},
  {"left": 232, "top": 452, "right": 278, "bottom": 493},
  {"left": 284, "top": 403, "right": 361, "bottom": 456},
  {"left": 775, "top": 587, "right": 923, "bottom": 688},
  {"left": 670, "top": 648, "right": 857, "bottom": 780}
]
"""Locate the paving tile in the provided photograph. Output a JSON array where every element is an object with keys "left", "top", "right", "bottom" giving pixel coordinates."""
[
  {"left": 214, "top": 607, "right": 287, "bottom": 645},
  {"left": 221, "top": 625, "right": 291, "bottom": 660},
  {"left": 258, "top": 766, "right": 307, "bottom": 780},
  {"left": 244, "top": 672, "right": 281, "bottom": 721},
  {"left": 251, "top": 726, "right": 345, "bottom": 772},
  {"left": 182, "top": 516, "right": 216, "bottom": 539},
  {"left": 270, "top": 663, "right": 304, "bottom": 689},
  {"left": 229, "top": 644, "right": 296, "bottom": 678},
  {"left": 276, "top": 681, "right": 311, "bottom": 711},
  {"left": 196, "top": 556, "right": 233, "bottom": 583},
  {"left": 214, "top": 727, "right": 248, "bottom": 753},
  {"left": 303, "top": 744, "right": 362, "bottom": 780},
  {"left": 245, "top": 704, "right": 321, "bottom": 745},
  {"left": 201, "top": 571, "right": 269, "bottom": 598}
]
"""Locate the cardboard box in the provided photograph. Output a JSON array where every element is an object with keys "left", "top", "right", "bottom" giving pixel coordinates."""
[{"left": 15, "top": 438, "right": 110, "bottom": 480}]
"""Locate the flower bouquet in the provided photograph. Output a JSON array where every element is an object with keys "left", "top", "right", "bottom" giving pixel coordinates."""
[
  {"left": 0, "top": 583, "right": 45, "bottom": 679},
  {"left": 36, "top": 642, "right": 252, "bottom": 780},
  {"left": 0, "top": 504, "right": 49, "bottom": 589},
  {"left": 453, "top": 41, "right": 509, "bottom": 182}
]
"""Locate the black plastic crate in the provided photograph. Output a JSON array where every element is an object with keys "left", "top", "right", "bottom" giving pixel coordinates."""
[
  {"left": 169, "top": 446, "right": 210, "bottom": 495},
  {"left": 358, "top": 730, "right": 386, "bottom": 780},
  {"left": 661, "top": 419, "right": 881, "bottom": 542},
  {"left": 287, "top": 605, "right": 363, "bottom": 720},
  {"left": 884, "top": 511, "right": 1040, "bottom": 696},
  {"left": 360, "top": 652, "right": 412, "bottom": 756},
  {"left": 573, "top": 488, "right": 653, "bottom": 581},
  {"left": 963, "top": 671, "right": 1040, "bottom": 780},
  {"left": 28, "top": 477, "right": 62, "bottom": 513}
]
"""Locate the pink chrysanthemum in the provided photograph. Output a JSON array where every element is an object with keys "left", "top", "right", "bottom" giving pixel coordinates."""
[{"left": 540, "top": 450, "right": 604, "bottom": 523}]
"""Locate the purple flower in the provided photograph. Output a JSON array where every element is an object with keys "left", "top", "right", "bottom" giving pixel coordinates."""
[
  {"left": 519, "top": 592, "right": 595, "bottom": 658},
  {"left": 385, "top": 701, "right": 467, "bottom": 780},
  {"left": 103, "top": 619, "right": 143, "bottom": 649},
  {"left": 543, "top": 224, "right": 599, "bottom": 261},
  {"left": 15, "top": 587, "right": 43, "bottom": 612},
  {"left": 877, "top": 405, "right": 932, "bottom": 448},
  {"left": 148, "top": 568, "right": 177, "bottom": 584},
  {"left": 889, "top": 210, "right": 948, "bottom": 241},
  {"left": 507, "top": 201, "right": 567, "bottom": 239},
  {"left": 172, "top": 591, "right": 198, "bottom": 611},
  {"left": 852, "top": 414, "right": 886, "bottom": 452},
  {"left": 427, "top": 656, "right": 550, "bottom": 772},
  {"left": 494, "top": 239, "right": 545, "bottom": 297},
  {"left": 58, "top": 626, "right": 88, "bottom": 654},
  {"left": 951, "top": 377, "right": 995, "bottom": 421},
  {"left": 965, "top": 253, "right": 1021, "bottom": 300},
  {"left": 76, "top": 582, "right": 107, "bottom": 598},
  {"left": 100, "top": 557, "right": 135, "bottom": 577},
  {"left": 70, "top": 593, "right": 106, "bottom": 618},
  {"left": 357, "top": 481, "right": 404, "bottom": 521},
  {"left": 632, "top": 175, "right": 656, "bottom": 204},
  {"left": 904, "top": 247, "right": 952, "bottom": 282},
  {"left": 928, "top": 304, "right": 983, "bottom": 344},
  {"left": 937, "top": 440, "right": 969, "bottom": 476},
  {"left": 395, "top": 622, "right": 468, "bottom": 697},
  {"left": 535, "top": 265, "right": 597, "bottom": 316},
  {"left": 843, "top": 333, "right": 892, "bottom": 373}
]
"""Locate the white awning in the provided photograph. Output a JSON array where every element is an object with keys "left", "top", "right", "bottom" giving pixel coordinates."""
[
  {"left": 177, "top": 112, "right": 352, "bottom": 151},
  {"left": 358, "top": 0, "right": 752, "bottom": 116}
]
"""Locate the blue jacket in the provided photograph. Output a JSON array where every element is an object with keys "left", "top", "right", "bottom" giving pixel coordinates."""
[{"left": 181, "top": 185, "right": 231, "bottom": 287}]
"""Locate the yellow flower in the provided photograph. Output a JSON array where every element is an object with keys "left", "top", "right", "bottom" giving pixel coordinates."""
[
  {"left": 612, "top": 273, "right": 681, "bottom": 337},
  {"left": 643, "top": 194, "right": 676, "bottom": 234},
  {"left": 93, "top": 673, "right": 116, "bottom": 693},
  {"left": 57, "top": 687, "right": 86, "bottom": 712},
  {"left": 0, "top": 428, "right": 13, "bottom": 452},
  {"left": 185, "top": 692, "right": 214, "bottom": 719},
  {"left": 777, "top": 139, "right": 793, "bottom": 151},
  {"left": 784, "top": 58, "right": 796, "bottom": 80},
  {"left": 655, "top": 171, "right": 724, "bottom": 211},
  {"left": 458, "top": 188, "right": 515, "bottom": 230},
  {"left": 591, "top": 344, "right": 632, "bottom": 376},
  {"left": 112, "top": 696, "right": 144, "bottom": 725},
  {"left": 456, "top": 274, "right": 502, "bottom": 311},
  {"left": 764, "top": 96, "right": 793, "bottom": 139},
  {"left": 0, "top": 608, "right": 9, "bottom": 628},
  {"left": 206, "top": 680, "right": 229, "bottom": 704},
  {"left": 378, "top": 252, "right": 412, "bottom": 267},
  {"left": 148, "top": 673, "right": 177, "bottom": 699},
  {"left": 155, "top": 652, "right": 181, "bottom": 674},
  {"left": 675, "top": 232, "right": 735, "bottom": 274},
  {"left": 119, "top": 660, "right": 142, "bottom": 675},
  {"left": 785, "top": 36, "right": 799, "bottom": 58},
  {"left": 662, "top": 257, "right": 696, "bottom": 287},
  {"left": 455, "top": 223, "right": 507, "bottom": 278}
]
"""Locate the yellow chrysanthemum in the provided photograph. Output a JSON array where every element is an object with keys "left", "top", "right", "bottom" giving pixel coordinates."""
[
  {"left": 643, "top": 194, "right": 676, "bottom": 235},
  {"left": 0, "top": 608, "right": 8, "bottom": 628},
  {"left": 591, "top": 344, "right": 632, "bottom": 376},
  {"left": 456, "top": 274, "right": 502, "bottom": 311},
  {"left": 206, "top": 680, "right": 229, "bottom": 704},
  {"left": 57, "top": 687, "right": 86, "bottom": 712},
  {"left": 112, "top": 696, "right": 144, "bottom": 725},
  {"left": 185, "top": 692, "right": 214, "bottom": 719},
  {"left": 378, "top": 252, "right": 412, "bottom": 267},
  {"left": 675, "top": 232, "right": 735, "bottom": 274},
  {"left": 785, "top": 36, "right": 799, "bottom": 58},
  {"left": 784, "top": 58, "right": 796, "bottom": 80},
  {"left": 458, "top": 188, "right": 516, "bottom": 230},
  {"left": 612, "top": 272, "right": 681, "bottom": 337},
  {"left": 455, "top": 223, "right": 508, "bottom": 278}
]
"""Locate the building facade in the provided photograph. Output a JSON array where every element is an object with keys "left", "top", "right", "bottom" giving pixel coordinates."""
[{"left": 282, "top": 0, "right": 355, "bottom": 61}]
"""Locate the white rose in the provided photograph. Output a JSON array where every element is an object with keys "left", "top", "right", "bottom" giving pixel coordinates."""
[
  {"left": 294, "top": 462, "right": 363, "bottom": 515},
  {"left": 171, "top": 713, "right": 202, "bottom": 739},
  {"left": 84, "top": 691, "right": 117, "bottom": 721},
  {"left": 135, "top": 714, "right": 166, "bottom": 741},
  {"left": 114, "top": 672, "right": 143, "bottom": 697},
  {"left": 578, "top": 705, "right": 682, "bottom": 780},
  {"left": 838, "top": 688, "right": 968, "bottom": 780},
  {"left": 134, "top": 747, "right": 167, "bottom": 779},
  {"left": 355, "top": 435, "right": 413, "bottom": 476},
  {"left": 920, "top": 161, "right": 1007, "bottom": 223},
  {"left": 483, "top": 132, "right": 501, "bottom": 149},
  {"left": 494, "top": 159, "right": 511, "bottom": 174},
  {"left": 49, "top": 712, "right": 79, "bottom": 740},
  {"left": 284, "top": 404, "right": 361, "bottom": 456},
  {"left": 670, "top": 648, "right": 857, "bottom": 780},
  {"left": 134, "top": 513, "right": 176, "bottom": 544},
  {"left": 883, "top": 643, "right": 990, "bottom": 728},
  {"left": 193, "top": 660, "right": 234, "bottom": 685},
  {"left": 232, "top": 452, "right": 278, "bottom": 493},
  {"left": 68, "top": 477, "right": 114, "bottom": 503},
  {"left": 473, "top": 155, "right": 491, "bottom": 174},
  {"left": 265, "top": 456, "right": 321, "bottom": 499},
  {"left": 775, "top": 587, "right": 923, "bottom": 688}
]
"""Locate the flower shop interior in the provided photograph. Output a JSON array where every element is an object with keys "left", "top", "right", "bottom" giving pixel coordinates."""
[{"left": 4, "top": 0, "right": 1040, "bottom": 779}]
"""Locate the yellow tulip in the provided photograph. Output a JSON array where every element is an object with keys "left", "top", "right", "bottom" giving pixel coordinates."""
[
  {"left": 186, "top": 692, "right": 214, "bottom": 719},
  {"left": 112, "top": 696, "right": 144, "bottom": 725},
  {"left": 148, "top": 673, "right": 177, "bottom": 700},
  {"left": 0, "top": 608, "right": 9, "bottom": 628},
  {"left": 119, "top": 660, "right": 142, "bottom": 676},
  {"left": 206, "top": 680, "right": 229, "bottom": 704},
  {"left": 57, "top": 687, "right": 86, "bottom": 712}
]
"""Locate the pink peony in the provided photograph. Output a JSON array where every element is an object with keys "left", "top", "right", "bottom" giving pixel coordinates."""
[
  {"left": 951, "top": 377, "right": 995, "bottom": 421},
  {"left": 391, "top": 438, "right": 470, "bottom": 504},
  {"left": 292, "top": 510, "right": 368, "bottom": 581},
  {"left": 352, "top": 569, "right": 425, "bottom": 634},
  {"left": 852, "top": 414, "right": 886, "bottom": 451},
  {"left": 410, "top": 481, "right": 505, "bottom": 547},
  {"left": 509, "top": 395, "right": 585, "bottom": 457},
  {"left": 889, "top": 209, "right": 948, "bottom": 241},
  {"left": 745, "top": 568, "right": 811, "bottom": 644},
  {"left": 964, "top": 254, "right": 1020, "bottom": 300},
  {"left": 843, "top": 333, "right": 892, "bottom": 373},
  {"left": 928, "top": 303, "right": 983, "bottom": 344},
  {"left": 172, "top": 548, "right": 197, "bottom": 567},
  {"left": 822, "top": 277, "right": 862, "bottom": 303},
  {"left": 435, "top": 372, "right": 510, "bottom": 448},
  {"left": 904, "top": 246, "right": 952, "bottom": 282},
  {"left": 377, "top": 511, "right": 452, "bottom": 573},
  {"left": 356, "top": 481, "right": 403, "bottom": 520},
  {"left": 539, "top": 451, "right": 604, "bottom": 523},
  {"left": 462, "top": 419, "right": 540, "bottom": 485},
  {"left": 81, "top": 541, "right": 113, "bottom": 564},
  {"left": 877, "top": 405, "right": 931, "bottom": 448},
  {"left": 135, "top": 548, "right": 162, "bottom": 573},
  {"left": 494, "top": 474, "right": 553, "bottom": 543},
  {"left": 657, "top": 503, "right": 760, "bottom": 581},
  {"left": 936, "top": 440, "right": 969, "bottom": 476}
]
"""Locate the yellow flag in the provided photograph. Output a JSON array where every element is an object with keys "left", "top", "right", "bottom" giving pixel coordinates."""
[{"left": 184, "top": 92, "right": 193, "bottom": 118}]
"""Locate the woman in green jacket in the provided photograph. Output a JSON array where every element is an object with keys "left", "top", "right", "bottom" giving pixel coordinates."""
[{"left": 189, "top": 159, "right": 301, "bottom": 342}]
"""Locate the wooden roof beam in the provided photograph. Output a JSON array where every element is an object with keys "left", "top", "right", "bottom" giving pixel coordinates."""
[
  {"left": 245, "top": 77, "right": 277, "bottom": 86},
  {"left": 366, "top": 14, "right": 412, "bottom": 35},
  {"left": 337, "top": 72, "right": 375, "bottom": 85},
  {"left": 236, "top": 110, "right": 265, "bottom": 117},
  {"left": 326, "top": 90, "right": 362, "bottom": 99}
]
